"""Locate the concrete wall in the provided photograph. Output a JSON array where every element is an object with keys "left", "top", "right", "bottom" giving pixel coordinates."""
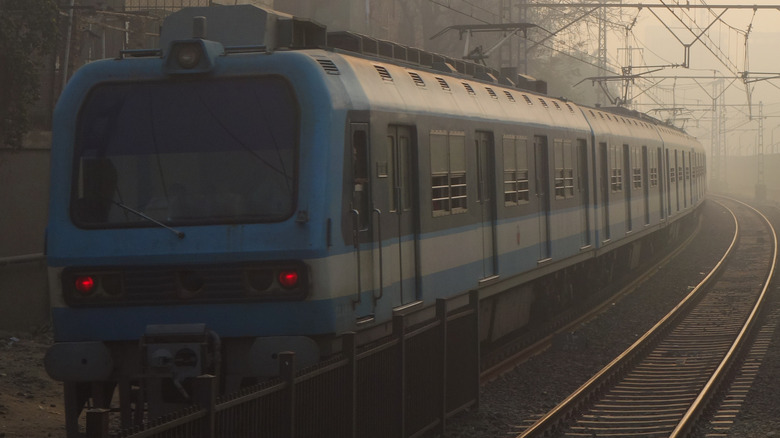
[
  {"left": 0, "top": 133, "right": 51, "bottom": 331},
  {"left": 0, "top": 258, "right": 50, "bottom": 332}
]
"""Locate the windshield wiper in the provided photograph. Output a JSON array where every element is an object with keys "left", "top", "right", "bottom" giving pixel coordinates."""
[{"left": 110, "top": 200, "right": 185, "bottom": 239}]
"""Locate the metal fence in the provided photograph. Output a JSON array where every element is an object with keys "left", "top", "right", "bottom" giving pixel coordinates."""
[
  {"left": 86, "top": 291, "right": 479, "bottom": 438},
  {"left": 124, "top": 0, "right": 211, "bottom": 12}
]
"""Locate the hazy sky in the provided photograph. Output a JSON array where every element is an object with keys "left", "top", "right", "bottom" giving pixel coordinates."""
[{"left": 606, "top": 1, "right": 780, "bottom": 152}]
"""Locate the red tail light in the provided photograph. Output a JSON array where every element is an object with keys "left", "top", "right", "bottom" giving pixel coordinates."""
[
  {"left": 74, "top": 276, "right": 96, "bottom": 295},
  {"left": 278, "top": 270, "right": 299, "bottom": 289}
]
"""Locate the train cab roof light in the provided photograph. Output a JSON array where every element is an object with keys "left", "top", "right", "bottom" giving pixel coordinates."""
[{"left": 164, "top": 39, "right": 224, "bottom": 75}]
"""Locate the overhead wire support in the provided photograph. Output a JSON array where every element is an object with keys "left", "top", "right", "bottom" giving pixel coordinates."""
[
  {"left": 429, "top": 23, "right": 539, "bottom": 62},
  {"left": 645, "top": 6, "right": 729, "bottom": 70}
]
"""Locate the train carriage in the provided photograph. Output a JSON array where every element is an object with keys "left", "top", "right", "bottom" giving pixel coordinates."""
[{"left": 42, "top": 5, "right": 706, "bottom": 435}]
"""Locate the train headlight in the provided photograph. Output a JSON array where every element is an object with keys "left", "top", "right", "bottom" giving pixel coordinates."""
[
  {"left": 101, "top": 273, "right": 123, "bottom": 296},
  {"left": 63, "top": 270, "right": 125, "bottom": 303},
  {"left": 278, "top": 270, "right": 299, "bottom": 289},
  {"left": 164, "top": 39, "right": 224, "bottom": 75},
  {"left": 74, "top": 276, "right": 96, "bottom": 295},
  {"left": 246, "top": 269, "right": 274, "bottom": 292},
  {"left": 173, "top": 42, "right": 202, "bottom": 70}
]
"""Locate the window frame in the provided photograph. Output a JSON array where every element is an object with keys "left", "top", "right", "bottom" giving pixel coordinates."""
[{"left": 430, "top": 130, "right": 468, "bottom": 216}]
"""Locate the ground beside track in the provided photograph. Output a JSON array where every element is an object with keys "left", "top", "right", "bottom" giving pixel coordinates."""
[{"left": 0, "top": 329, "right": 63, "bottom": 438}]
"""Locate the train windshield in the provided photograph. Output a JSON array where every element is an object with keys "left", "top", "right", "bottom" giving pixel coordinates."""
[{"left": 71, "top": 76, "right": 298, "bottom": 227}]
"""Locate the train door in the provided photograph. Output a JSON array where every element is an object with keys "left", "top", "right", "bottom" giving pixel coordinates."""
[
  {"left": 386, "top": 125, "right": 418, "bottom": 306},
  {"left": 534, "top": 135, "right": 551, "bottom": 260},
  {"left": 686, "top": 151, "right": 691, "bottom": 207},
  {"left": 682, "top": 151, "right": 688, "bottom": 208},
  {"left": 577, "top": 139, "right": 590, "bottom": 247},
  {"left": 691, "top": 152, "right": 697, "bottom": 203},
  {"left": 658, "top": 148, "right": 665, "bottom": 220},
  {"left": 675, "top": 150, "right": 680, "bottom": 212},
  {"left": 476, "top": 131, "right": 498, "bottom": 278},
  {"left": 665, "top": 149, "right": 672, "bottom": 216},
  {"left": 599, "top": 142, "right": 610, "bottom": 241},
  {"left": 623, "top": 144, "right": 632, "bottom": 232},
  {"left": 642, "top": 146, "right": 650, "bottom": 225},
  {"left": 350, "top": 123, "right": 375, "bottom": 312}
]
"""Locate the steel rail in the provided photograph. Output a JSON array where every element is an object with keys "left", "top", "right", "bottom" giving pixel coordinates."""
[
  {"left": 671, "top": 196, "right": 778, "bottom": 436},
  {"left": 517, "top": 199, "right": 742, "bottom": 438}
]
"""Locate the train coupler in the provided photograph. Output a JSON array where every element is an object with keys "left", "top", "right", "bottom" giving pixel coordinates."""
[{"left": 140, "top": 323, "right": 221, "bottom": 418}]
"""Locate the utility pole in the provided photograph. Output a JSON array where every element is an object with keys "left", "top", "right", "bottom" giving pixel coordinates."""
[
  {"left": 711, "top": 78, "right": 726, "bottom": 191},
  {"left": 519, "top": 0, "right": 528, "bottom": 74},
  {"left": 756, "top": 101, "right": 766, "bottom": 200},
  {"left": 500, "top": 0, "right": 510, "bottom": 68},
  {"left": 597, "top": 0, "right": 608, "bottom": 106}
]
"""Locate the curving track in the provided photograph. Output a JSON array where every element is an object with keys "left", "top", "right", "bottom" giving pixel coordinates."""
[{"left": 516, "top": 197, "right": 778, "bottom": 438}]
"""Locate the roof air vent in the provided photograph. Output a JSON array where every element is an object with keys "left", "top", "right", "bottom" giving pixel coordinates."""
[
  {"left": 316, "top": 59, "right": 339, "bottom": 75},
  {"left": 374, "top": 65, "right": 393, "bottom": 82},
  {"left": 435, "top": 77, "right": 450, "bottom": 91},
  {"left": 409, "top": 72, "right": 425, "bottom": 87}
]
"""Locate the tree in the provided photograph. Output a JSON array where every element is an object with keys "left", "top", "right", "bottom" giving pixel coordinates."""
[{"left": 0, "top": 0, "right": 60, "bottom": 148}]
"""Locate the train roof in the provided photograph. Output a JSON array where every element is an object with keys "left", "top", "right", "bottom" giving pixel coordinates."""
[
  {"left": 153, "top": 5, "right": 693, "bottom": 138},
  {"left": 157, "top": 5, "right": 546, "bottom": 94}
]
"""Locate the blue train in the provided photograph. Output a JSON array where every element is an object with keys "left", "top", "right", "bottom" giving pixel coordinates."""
[{"left": 43, "top": 5, "right": 706, "bottom": 434}]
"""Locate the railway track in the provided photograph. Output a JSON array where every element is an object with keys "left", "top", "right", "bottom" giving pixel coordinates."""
[{"left": 515, "top": 197, "right": 778, "bottom": 437}]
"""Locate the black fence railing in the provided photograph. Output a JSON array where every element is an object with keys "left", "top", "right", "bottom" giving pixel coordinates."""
[
  {"left": 87, "top": 291, "right": 479, "bottom": 438},
  {"left": 124, "top": 0, "right": 211, "bottom": 12}
]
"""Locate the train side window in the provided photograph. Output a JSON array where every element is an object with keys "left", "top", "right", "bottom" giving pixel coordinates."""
[
  {"left": 565, "top": 141, "right": 574, "bottom": 197},
  {"left": 388, "top": 126, "right": 414, "bottom": 213},
  {"left": 399, "top": 133, "right": 413, "bottom": 211},
  {"left": 387, "top": 134, "right": 397, "bottom": 212},
  {"left": 503, "top": 135, "right": 529, "bottom": 206},
  {"left": 609, "top": 145, "right": 623, "bottom": 192},
  {"left": 431, "top": 130, "right": 467, "bottom": 216},
  {"left": 553, "top": 139, "right": 574, "bottom": 199},
  {"left": 649, "top": 150, "right": 659, "bottom": 188},
  {"left": 352, "top": 129, "right": 370, "bottom": 231},
  {"left": 632, "top": 146, "right": 642, "bottom": 190},
  {"left": 685, "top": 152, "right": 691, "bottom": 180}
]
